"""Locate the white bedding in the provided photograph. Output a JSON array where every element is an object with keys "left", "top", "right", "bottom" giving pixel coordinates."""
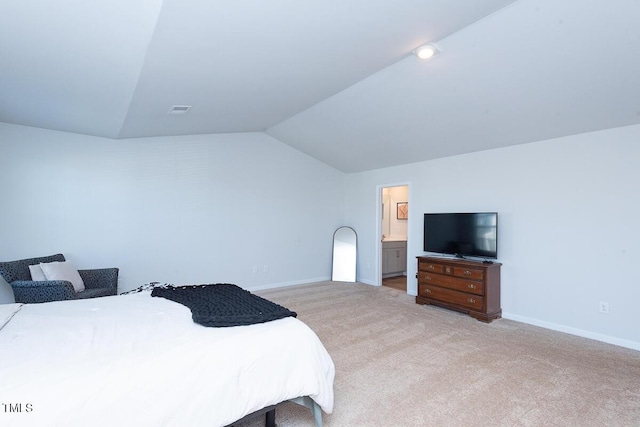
[{"left": 0, "top": 292, "right": 334, "bottom": 427}]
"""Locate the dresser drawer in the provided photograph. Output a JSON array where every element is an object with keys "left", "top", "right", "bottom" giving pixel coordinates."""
[
  {"left": 418, "top": 262, "right": 443, "bottom": 274},
  {"left": 419, "top": 285, "right": 484, "bottom": 311},
  {"left": 416, "top": 256, "right": 501, "bottom": 322},
  {"left": 417, "top": 272, "right": 484, "bottom": 296},
  {"left": 453, "top": 266, "right": 484, "bottom": 281}
]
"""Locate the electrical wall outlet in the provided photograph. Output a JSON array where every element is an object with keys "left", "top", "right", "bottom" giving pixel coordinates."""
[{"left": 599, "top": 301, "right": 609, "bottom": 314}]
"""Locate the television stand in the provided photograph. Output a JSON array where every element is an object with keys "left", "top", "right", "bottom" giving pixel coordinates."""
[{"left": 416, "top": 256, "right": 501, "bottom": 322}]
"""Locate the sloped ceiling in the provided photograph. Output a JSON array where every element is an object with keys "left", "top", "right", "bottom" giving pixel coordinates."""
[{"left": 2, "top": 0, "right": 639, "bottom": 172}]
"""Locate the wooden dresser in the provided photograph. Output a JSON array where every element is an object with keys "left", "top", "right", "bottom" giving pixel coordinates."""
[{"left": 416, "top": 256, "right": 502, "bottom": 322}]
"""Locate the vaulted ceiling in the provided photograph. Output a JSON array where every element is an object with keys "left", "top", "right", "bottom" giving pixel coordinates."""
[{"left": 2, "top": 1, "right": 639, "bottom": 172}]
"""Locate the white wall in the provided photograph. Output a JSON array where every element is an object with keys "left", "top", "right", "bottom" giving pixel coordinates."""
[
  {"left": 345, "top": 124, "right": 640, "bottom": 350},
  {"left": 3, "top": 121, "right": 638, "bottom": 351},
  {"left": 0, "top": 123, "right": 346, "bottom": 297}
]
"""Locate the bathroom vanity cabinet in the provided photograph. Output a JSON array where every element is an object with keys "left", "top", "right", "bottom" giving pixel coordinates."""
[{"left": 382, "top": 241, "right": 407, "bottom": 277}]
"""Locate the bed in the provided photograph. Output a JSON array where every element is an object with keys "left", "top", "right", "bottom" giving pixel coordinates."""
[{"left": 0, "top": 286, "right": 335, "bottom": 427}]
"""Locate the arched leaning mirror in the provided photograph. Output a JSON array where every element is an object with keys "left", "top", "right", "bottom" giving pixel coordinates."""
[{"left": 332, "top": 226, "right": 357, "bottom": 282}]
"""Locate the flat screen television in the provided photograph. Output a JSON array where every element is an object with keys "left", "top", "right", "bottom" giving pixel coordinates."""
[{"left": 423, "top": 212, "right": 498, "bottom": 259}]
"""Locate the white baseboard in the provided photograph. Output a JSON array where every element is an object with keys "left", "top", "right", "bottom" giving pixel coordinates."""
[
  {"left": 249, "top": 277, "right": 331, "bottom": 292},
  {"left": 503, "top": 312, "right": 640, "bottom": 352}
]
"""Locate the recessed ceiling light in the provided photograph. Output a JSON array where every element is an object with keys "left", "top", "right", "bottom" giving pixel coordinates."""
[
  {"left": 413, "top": 43, "right": 440, "bottom": 60},
  {"left": 167, "top": 105, "right": 192, "bottom": 115}
]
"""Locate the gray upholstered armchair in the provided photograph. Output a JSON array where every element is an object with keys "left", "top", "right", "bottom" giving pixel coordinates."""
[{"left": 0, "top": 254, "right": 118, "bottom": 304}]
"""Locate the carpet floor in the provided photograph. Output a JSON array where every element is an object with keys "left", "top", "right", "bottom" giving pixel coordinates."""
[{"left": 236, "top": 281, "right": 640, "bottom": 427}]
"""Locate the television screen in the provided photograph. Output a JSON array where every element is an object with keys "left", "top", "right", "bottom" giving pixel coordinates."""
[{"left": 423, "top": 212, "right": 498, "bottom": 259}]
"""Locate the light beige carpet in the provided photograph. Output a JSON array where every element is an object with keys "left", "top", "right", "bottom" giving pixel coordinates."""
[{"left": 237, "top": 281, "right": 640, "bottom": 427}]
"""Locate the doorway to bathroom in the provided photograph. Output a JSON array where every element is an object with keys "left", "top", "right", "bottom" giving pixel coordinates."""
[{"left": 380, "top": 184, "right": 409, "bottom": 292}]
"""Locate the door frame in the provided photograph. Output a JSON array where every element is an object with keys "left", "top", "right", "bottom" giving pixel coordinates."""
[{"left": 376, "top": 182, "right": 411, "bottom": 289}]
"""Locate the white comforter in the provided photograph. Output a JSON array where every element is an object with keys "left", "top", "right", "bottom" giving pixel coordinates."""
[{"left": 0, "top": 293, "right": 334, "bottom": 427}]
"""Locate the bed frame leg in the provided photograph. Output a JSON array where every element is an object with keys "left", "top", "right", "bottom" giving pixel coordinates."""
[
  {"left": 226, "top": 405, "right": 276, "bottom": 427},
  {"left": 265, "top": 408, "right": 275, "bottom": 427},
  {"left": 310, "top": 400, "right": 322, "bottom": 427},
  {"left": 290, "top": 396, "right": 323, "bottom": 427}
]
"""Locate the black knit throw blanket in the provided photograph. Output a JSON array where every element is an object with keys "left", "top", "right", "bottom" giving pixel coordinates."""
[{"left": 151, "top": 283, "right": 297, "bottom": 327}]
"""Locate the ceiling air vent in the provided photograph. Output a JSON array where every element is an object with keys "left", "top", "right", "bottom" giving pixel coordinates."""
[{"left": 167, "top": 105, "right": 192, "bottom": 115}]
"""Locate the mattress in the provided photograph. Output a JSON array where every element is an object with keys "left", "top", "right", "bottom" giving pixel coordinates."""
[{"left": 0, "top": 292, "right": 334, "bottom": 427}]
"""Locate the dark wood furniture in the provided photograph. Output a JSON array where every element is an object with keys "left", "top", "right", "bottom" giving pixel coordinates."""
[{"left": 416, "top": 256, "right": 501, "bottom": 322}]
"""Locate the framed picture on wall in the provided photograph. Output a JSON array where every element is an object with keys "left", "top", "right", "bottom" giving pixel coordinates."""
[{"left": 397, "top": 202, "right": 408, "bottom": 220}]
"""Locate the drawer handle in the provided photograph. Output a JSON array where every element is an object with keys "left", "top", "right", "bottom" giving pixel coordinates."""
[
  {"left": 427, "top": 265, "right": 435, "bottom": 270},
  {"left": 425, "top": 275, "right": 431, "bottom": 281},
  {"left": 464, "top": 270, "right": 471, "bottom": 276},
  {"left": 425, "top": 289, "right": 431, "bottom": 294},
  {"left": 467, "top": 298, "right": 476, "bottom": 303},
  {"left": 468, "top": 284, "right": 476, "bottom": 290}
]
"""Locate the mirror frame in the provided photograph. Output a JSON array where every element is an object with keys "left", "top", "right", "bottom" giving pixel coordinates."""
[{"left": 331, "top": 226, "right": 357, "bottom": 282}]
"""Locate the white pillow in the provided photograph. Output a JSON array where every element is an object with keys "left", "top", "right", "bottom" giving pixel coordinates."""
[
  {"left": 39, "top": 261, "right": 85, "bottom": 293},
  {"left": 28, "top": 264, "right": 47, "bottom": 281}
]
